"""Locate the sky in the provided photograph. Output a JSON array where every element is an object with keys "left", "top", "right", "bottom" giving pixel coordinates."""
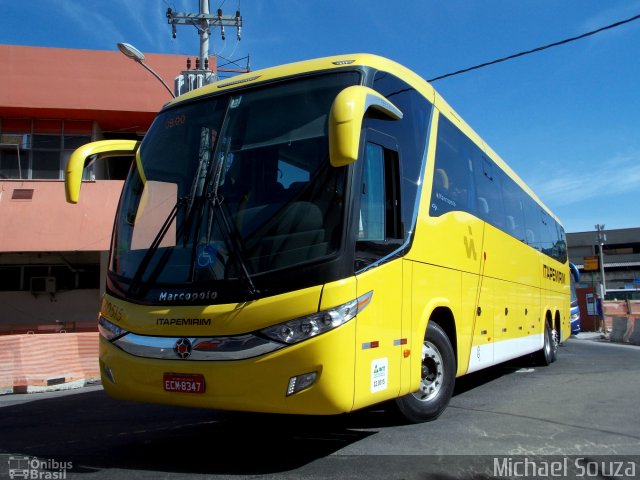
[{"left": 2, "top": 0, "right": 640, "bottom": 234}]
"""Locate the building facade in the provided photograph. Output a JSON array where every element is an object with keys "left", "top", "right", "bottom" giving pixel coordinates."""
[
  {"left": 0, "top": 45, "right": 192, "bottom": 333},
  {"left": 568, "top": 227, "right": 640, "bottom": 300}
]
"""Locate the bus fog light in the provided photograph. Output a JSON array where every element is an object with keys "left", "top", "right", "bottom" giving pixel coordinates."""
[{"left": 286, "top": 372, "right": 318, "bottom": 396}]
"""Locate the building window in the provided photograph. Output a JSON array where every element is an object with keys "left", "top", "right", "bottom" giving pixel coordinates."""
[
  {"left": 0, "top": 264, "right": 100, "bottom": 292},
  {"left": 0, "top": 118, "right": 93, "bottom": 180},
  {"left": 0, "top": 266, "right": 21, "bottom": 290},
  {"left": 0, "top": 118, "right": 30, "bottom": 179}
]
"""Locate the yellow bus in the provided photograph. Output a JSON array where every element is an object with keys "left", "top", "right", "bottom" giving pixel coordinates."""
[{"left": 66, "top": 54, "right": 570, "bottom": 422}]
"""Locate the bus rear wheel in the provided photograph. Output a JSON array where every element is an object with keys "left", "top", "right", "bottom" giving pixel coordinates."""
[
  {"left": 536, "top": 321, "right": 557, "bottom": 366},
  {"left": 395, "top": 321, "right": 455, "bottom": 423}
]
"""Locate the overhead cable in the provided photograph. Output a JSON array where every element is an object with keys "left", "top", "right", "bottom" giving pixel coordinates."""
[{"left": 428, "top": 13, "right": 640, "bottom": 82}]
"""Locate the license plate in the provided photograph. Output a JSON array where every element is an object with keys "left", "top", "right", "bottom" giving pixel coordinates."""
[{"left": 163, "top": 373, "right": 206, "bottom": 394}]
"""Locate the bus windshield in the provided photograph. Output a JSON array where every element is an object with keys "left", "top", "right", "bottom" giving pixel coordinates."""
[{"left": 109, "top": 71, "right": 360, "bottom": 300}]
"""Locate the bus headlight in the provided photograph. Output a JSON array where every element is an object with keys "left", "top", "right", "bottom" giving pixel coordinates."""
[
  {"left": 260, "top": 291, "right": 373, "bottom": 345},
  {"left": 98, "top": 315, "right": 128, "bottom": 341}
]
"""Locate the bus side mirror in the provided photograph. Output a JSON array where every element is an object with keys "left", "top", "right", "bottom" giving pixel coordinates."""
[
  {"left": 328, "top": 86, "right": 403, "bottom": 167},
  {"left": 570, "top": 262, "right": 580, "bottom": 282},
  {"left": 65, "top": 140, "right": 139, "bottom": 204}
]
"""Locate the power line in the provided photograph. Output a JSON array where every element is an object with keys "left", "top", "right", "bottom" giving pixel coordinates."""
[{"left": 428, "top": 13, "right": 640, "bottom": 82}]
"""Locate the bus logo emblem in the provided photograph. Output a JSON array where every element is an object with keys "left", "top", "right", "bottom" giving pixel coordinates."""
[
  {"left": 174, "top": 338, "right": 193, "bottom": 359},
  {"left": 464, "top": 226, "right": 477, "bottom": 260}
]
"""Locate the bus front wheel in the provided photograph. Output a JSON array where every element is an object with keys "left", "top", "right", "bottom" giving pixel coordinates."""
[{"left": 395, "top": 321, "right": 455, "bottom": 423}]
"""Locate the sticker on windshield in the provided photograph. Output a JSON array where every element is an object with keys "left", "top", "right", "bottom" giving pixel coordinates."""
[
  {"left": 164, "top": 114, "right": 186, "bottom": 130},
  {"left": 196, "top": 244, "right": 218, "bottom": 269},
  {"left": 230, "top": 97, "right": 242, "bottom": 109}
]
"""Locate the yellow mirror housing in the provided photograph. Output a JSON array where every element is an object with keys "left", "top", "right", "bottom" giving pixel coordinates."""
[
  {"left": 65, "top": 139, "right": 138, "bottom": 204},
  {"left": 328, "top": 86, "right": 403, "bottom": 167}
]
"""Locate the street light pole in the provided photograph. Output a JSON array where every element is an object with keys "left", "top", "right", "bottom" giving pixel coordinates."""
[
  {"left": 166, "top": 1, "right": 243, "bottom": 92},
  {"left": 117, "top": 42, "right": 175, "bottom": 98},
  {"left": 595, "top": 223, "right": 607, "bottom": 333},
  {"left": 595, "top": 224, "right": 607, "bottom": 297}
]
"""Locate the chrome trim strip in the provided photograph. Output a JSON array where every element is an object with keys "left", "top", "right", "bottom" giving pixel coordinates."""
[
  {"left": 217, "top": 75, "right": 261, "bottom": 88},
  {"left": 113, "top": 333, "right": 284, "bottom": 361}
]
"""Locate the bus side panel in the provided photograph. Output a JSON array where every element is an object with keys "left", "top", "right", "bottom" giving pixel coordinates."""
[
  {"left": 352, "top": 258, "right": 404, "bottom": 410},
  {"left": 539, "top": 256, "right": 571, "bottom": 342},
  {"left": 481, "top": 223, "right": 544, "bottom": 364},
  {"left": 560, "top": 280, "right": 571, "bottom": 341},
  {"left": 409, "top": 261, "right": 465, "bottom": 389},
  {"left": 400, "top": 260, "right": 414, "bottom": 396},
  {"left": 408, "top": 210, "right": 485, "bottom": 378},
  {"left": 467, "top": 273, "right": 494, "bottom": 374}
]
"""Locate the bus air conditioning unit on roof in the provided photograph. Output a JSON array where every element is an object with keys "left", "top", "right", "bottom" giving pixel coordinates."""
[{"left": 30, "top": 276, "right": 56, "bottom": 294}]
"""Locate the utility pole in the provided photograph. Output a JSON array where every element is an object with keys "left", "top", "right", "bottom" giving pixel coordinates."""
[
  {"left": 595, "top": 223, "right": 607, "bottom": 332},
  {"left": 167, "top": 0, "right": 243, "bottom": 95}
]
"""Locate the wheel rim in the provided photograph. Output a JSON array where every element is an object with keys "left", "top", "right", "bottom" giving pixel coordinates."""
[
  {"left": 412, "top": 340, "right": 444, "bottom": 402},
  {"left": 551, "top": 328, "right": 559, "bottom": 353}
]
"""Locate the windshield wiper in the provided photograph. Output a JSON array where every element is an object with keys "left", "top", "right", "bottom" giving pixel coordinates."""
[
  {"left": 202, "top": 145, "right": 259, "bottom": 297},
  {"left": 205, "top": 190, "right": 260, "bottom": 297},
  {"left": 126, "top": 196, "right": 189, "bottom": 297},
  {"left": 127, "top": 127, "right": 217, "bottom": 297}
]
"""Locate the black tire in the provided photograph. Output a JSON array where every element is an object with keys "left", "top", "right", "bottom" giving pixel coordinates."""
[
  {"left": 536, "top": 321, "right": 557, "bottom": 366},
  {"left": 395, "top": 321, "right": 456, "bottom": 423}
]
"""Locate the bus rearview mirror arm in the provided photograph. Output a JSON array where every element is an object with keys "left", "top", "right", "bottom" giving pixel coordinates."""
[
  {"left": 328, "top": 86, "right": 403, "bottom": 167},
  {"left": 65, "top": 140, "right": 139, "bottom": 204}
]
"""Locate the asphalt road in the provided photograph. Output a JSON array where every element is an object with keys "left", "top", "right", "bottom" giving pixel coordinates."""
[{"left": 1, "top": 335, "right": 639, "bottom": 479}]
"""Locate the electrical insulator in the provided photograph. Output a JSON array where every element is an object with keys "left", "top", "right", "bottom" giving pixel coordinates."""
[
  {"left": 195, "top": 58, "right": 200, "bottom": 69},
  {"left": 186, "top": 57, "right": 191, "bottom": 69},
  {"left": 204, "top": 58, "right": 209, "bottom": 69},
  {"left": 221, "top": 26, "right": 226, "bottom": 41}
]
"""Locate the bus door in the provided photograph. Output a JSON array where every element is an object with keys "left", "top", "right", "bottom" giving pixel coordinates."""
[{"left": 352, "top": 132, "right": 406, "bottom": 409}]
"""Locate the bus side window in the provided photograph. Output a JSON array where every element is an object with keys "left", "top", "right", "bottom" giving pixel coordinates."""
[
  {"left": 430, "top": 116, "right": 473, "bottom": 217},
  {"left": 555, "top": 224, "right": 567, "bottom": 263},
  {"left": 359, "top": 143, "right": 386, "bottom": 241},
  {"left": 359, "top": 141, "right": 402, "bottom": 241},
  {"left": 522, "top": 193, "right": 542, "bottom": 251},
  {"left": 371, "top": 70, "right": 432, "bottom": 242},
  {"left": 434, "top": 168, "right": 449, "bottom": 192},
  {"left": 474, "top": 156, "right": 505, "bottom": 229},
  {"left": 356, "top": 139, "right": 402, "bottom": 269},
  {"left": 501, "top": 172, "right": 526, "bottom": 242}
]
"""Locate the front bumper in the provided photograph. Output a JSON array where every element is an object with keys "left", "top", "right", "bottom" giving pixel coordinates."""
[{"left": 99, "top": 320, "right": 357, "bottom": 415}]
